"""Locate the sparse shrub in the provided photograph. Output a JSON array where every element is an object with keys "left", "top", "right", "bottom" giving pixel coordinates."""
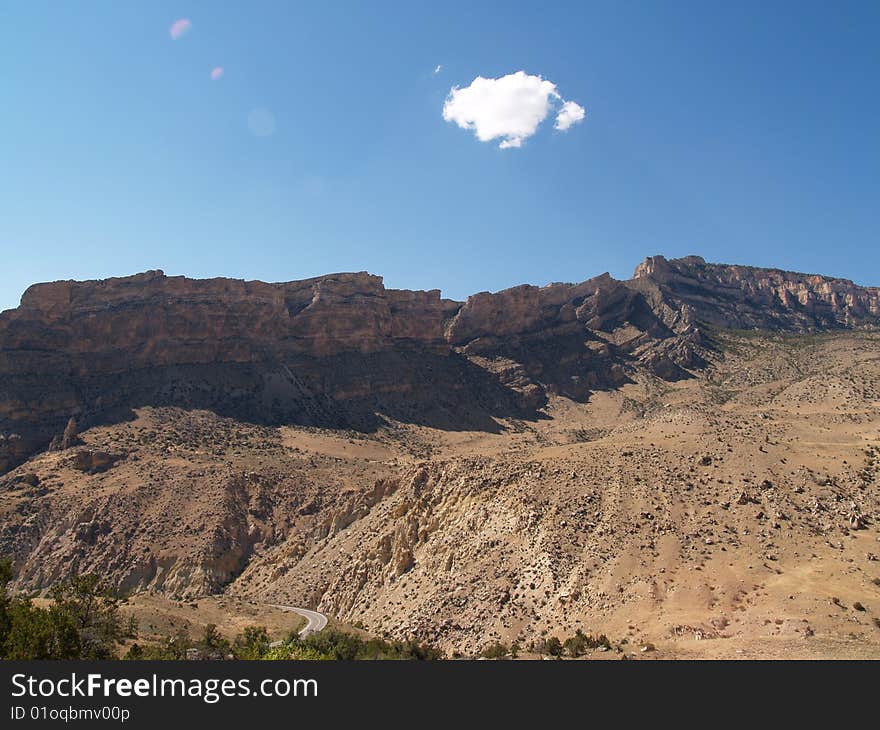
[
  {"left": 545, "top": 636, "right": 563, "bottom": 657},
  {"left": 262, "top": 627, "right": 442, "bottom": 661},
  {"left": 480, "top": 642, "right": 509, "bottom": 659},
  {"left": 124, "top": 627, "right": 191, "bottom": 660},
  {"left": 563, "top": 629, "right": 611, "bottom": 657},
  {"left": 564, "top": 631, "right": 588, "bottom": 657},
  {"left": 261, "top": 644, "right": 332, "bottom": 660}
]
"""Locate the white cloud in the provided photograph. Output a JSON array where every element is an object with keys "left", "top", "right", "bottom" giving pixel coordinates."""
[
  {"left": 433, "top": 64, "right": 443, "bottom": 75},
  {"left": 442, "top": 71, "right": 584, "bottom": 149},
  {"left": 555, "top": 100, "right": 585, "bottom": 131}
]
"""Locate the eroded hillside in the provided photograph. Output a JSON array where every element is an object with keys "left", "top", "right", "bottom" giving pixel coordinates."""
[{"left": 2, "top": 330, "right": 879, "bottom": 657}]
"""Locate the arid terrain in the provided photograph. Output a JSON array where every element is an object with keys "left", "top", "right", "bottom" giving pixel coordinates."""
[{"left": 2, "top": 256, "right": 879, "bottom": 658}]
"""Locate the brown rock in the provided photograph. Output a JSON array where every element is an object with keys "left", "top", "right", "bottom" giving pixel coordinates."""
[
  {"left": 1, "top": 256, "right": 878, "bottom": 473},
  {"left": 72, "top": 449, "right": 119, "bottom": 474},
  {"left": 61, "top": 417, "right": 79, "bottom": 450}
]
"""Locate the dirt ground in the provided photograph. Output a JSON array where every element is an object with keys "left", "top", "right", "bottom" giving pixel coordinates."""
[{"left": 118, "top": 595, "right": 306, "bottom": 645}]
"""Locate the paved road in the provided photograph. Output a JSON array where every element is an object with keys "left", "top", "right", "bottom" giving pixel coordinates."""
[{"left": 268, "top": 604, "right": 329, "bottom": 640}]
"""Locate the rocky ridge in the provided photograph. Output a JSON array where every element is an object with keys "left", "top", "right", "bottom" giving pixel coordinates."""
[
  {"left": 0, "top": 250, "right": 879, "bottom": 657},
  {"left": 2, "top": 255, "right": 876, "bottom": 475}
]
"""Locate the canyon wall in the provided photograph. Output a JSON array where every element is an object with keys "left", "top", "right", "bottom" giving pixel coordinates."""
[{"left": 1, "top": 256, "right": 878, "bottom": 473}]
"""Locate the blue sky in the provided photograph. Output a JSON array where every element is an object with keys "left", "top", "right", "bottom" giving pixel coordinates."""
[{"left": 2, "top": 1, "right": 878, "bottom": 311}]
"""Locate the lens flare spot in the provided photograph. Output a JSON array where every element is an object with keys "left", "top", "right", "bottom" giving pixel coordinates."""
[{"left": 169, "top": 19, "right": 191, "bottom": 40}]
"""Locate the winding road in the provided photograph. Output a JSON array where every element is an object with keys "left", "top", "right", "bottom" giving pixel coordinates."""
[{"left": 268, "top": 604, "right": 328, "bottom": 639}]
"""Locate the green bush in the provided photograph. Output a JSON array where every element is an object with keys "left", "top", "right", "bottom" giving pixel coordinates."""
[
  {"left": 563, "top": 629, "right": 611, "bottom": 657},
  {"left": 233, "top": 625, "right": 271, "bottom": 660},
  {"left": 272, "top": 628, "right": 443, "bottom": 661},
  {"left": 1, "top": 559, "right": 122, "bottom": 660},
  {"left": 49, "top": 574, "right": 124, "bottom": 659},
  {"left": 124, "top": 627, "right": 192, "bottom": 660},
  {"left": 198, "top": 623, "right": 231, "bottom": 658},
  {"left": 3, "top": 600, "right": 81, "bottom": 660},
  {"left": 480, "top": 641, "right": 510, "bottom": 659},
  {"left": 261, "top": 644, "right": 332, "bottom": 660},
  {"left": 545, "top": 636, "right": 563, "bottom": 657},
  {"left": 1, "top": 558, "right": 442, "bottom": 661}
]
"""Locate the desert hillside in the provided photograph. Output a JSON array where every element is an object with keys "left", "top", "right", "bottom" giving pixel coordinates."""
[{"left": 1, "top": 256, "right": 879, "bottom": 657}]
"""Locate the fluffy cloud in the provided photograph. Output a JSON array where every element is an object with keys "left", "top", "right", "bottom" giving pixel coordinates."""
[
  {"left": 555, "top": 100, "right": 585, "bottom": 131},
  {"left": 442, "top": 71, "right": 585, "bottom": 149}
]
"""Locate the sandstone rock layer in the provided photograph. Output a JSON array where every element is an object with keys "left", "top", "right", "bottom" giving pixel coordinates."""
[{"left": 1, "top": 256, "right": 878, "bottom": 473}]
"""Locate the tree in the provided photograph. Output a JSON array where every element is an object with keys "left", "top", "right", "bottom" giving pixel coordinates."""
[
  {"left": 233, "top": 625, "right": 270, "bottom": 660},
  {"left": 50, "top": 574, "right": 123, "bottom": 659},
  {"left": 199, "top": 623, "right": 231, "bottom": 658},
  {"left": 3, "top": 600, "right": 80, "bottom": 660},
  {"left": 301, "top": 628, "right": 362, "bottom": 660},
  {"left": 1, "top": 559, "right": 80, "bottom": 659},
  {"left": 0, "top": 559, "right": 13, "bottom": 650}
]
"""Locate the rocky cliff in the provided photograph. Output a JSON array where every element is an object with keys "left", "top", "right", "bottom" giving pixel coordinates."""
[
  {"left": 631, "top": 255, "right": 880, "bottom": 330},
  {"left": 1, "top": 256, "right": 878, "bottom": 473}
]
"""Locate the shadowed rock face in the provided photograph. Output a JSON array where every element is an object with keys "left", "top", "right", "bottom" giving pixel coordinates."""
[
  {"left": 0, "top": 271, "right": 454, "bottom": 472},
  {"left": 1, "top": 256, "right": 878, "bottom": 473}
]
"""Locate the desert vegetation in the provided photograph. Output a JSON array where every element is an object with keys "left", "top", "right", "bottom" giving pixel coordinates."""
[{"left": 0, "top": 561, "right": 442, "bottom": 661}]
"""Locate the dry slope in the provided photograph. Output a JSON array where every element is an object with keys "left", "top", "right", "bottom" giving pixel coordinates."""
[{"left": 2, "top": 330, "right": 879, "bottom": 658}]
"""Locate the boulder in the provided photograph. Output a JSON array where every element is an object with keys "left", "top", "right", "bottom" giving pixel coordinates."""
[{"left": 72, "top": 449, "right": 119, "bottom": 474}]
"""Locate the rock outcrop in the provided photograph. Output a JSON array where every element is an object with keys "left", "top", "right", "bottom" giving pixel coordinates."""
[
  {"left": 1, "top": 256, "right": 877, "bottom": 474},
  {"left": 631, "top": 255, "right": 880, "bottom": 330}
]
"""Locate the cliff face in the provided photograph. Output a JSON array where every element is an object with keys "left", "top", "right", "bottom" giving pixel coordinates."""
[
  {"left": 631, "top": 255, "right": 880, "bottom": 330},
  {"left": 6, "top": 270, "right": 447, "bottom": 364},
  {"left": 0, "top": 270, "right": 461, "bottom": 473},
  {"left": 1, "top": 256, "right": 878, "bottom": 473}
]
